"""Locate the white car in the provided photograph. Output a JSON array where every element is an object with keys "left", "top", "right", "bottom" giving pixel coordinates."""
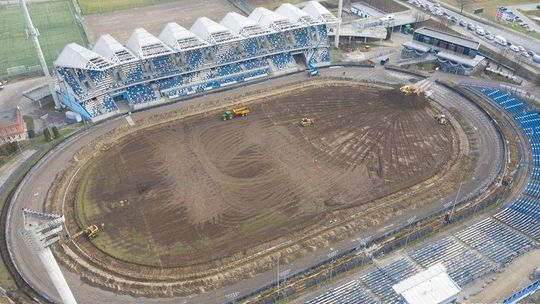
[
  {"left": 510, "top": 45, "right": 520, "bottom": 52},
  {"left": 475, "top": 28, "right": 485, "bottom": 36},
  {"left": 518, "top": 45, "right": 525, "bottom": 52},
  {"left": 485, "top": 34, "right": 495, "bottom": 40},
  {"left": 521, "top": 51, "right": 531, "bottom": 58}
]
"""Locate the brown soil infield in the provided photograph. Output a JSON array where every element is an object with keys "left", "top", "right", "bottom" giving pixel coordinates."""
[{"left": 74, "top": 84, "right": 454, "bottom": 268}]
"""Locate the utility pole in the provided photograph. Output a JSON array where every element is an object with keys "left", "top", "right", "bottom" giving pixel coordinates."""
[
  {"left": 334, "top": 0, "right": 343, "bottom": 48},
  {"left": 20, "top": 0, "right": 61, "bottom": 109}
]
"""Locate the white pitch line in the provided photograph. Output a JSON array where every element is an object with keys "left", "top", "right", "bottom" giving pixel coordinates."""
[{"left": 125, "top": 115, "right": 135, "bottom": 126}]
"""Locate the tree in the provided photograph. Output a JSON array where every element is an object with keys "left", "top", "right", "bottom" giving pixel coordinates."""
[
  {"left": 455, "top": 0, "right": 470, "bottom": 13},
  {"left": 6, "top": 141, "right": 19, "bottom": 155},
  {"left": 52, "top": 126, "right": 60, "bottom": 139},
  {"left": 43, "top": 128, "right": 52, "bottom": 142}
]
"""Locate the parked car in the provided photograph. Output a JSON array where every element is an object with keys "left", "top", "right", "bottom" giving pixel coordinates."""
[
  {"left": 476, "top": 27, "right": 485, "bottom": 36},
  {"left": 450, "top": 16, "right": 458, "bottom": 23},
  {"left": 518, "top": 45, "right": 525, "bottom": 52},
  {"left": 485, "top": 34, "right": 495, "bottom": 40},
  {"left": 521, "top": 51, "right": 531, "bottom": 58},
  {"left": 467, "top": 23, "right": 476, "bottom": 31},
  {"left": 526, "top": 50, "right": 537, "bottom": 57},
  {"left": 510, "top": 45, "right": 520, "bottom": 52},
  {"left": 459, "top": 19, "right": 467, "bottom": 27},
  {"left": 494, "top": 35, "right": 507, "bottom": 45}
]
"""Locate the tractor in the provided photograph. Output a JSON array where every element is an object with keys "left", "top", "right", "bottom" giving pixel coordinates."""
[{"left": 222, "top": 107, "right": 250, "bottom": 121}]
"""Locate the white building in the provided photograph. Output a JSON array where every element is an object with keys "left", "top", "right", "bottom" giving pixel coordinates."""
[{"left": 392, "top": 264, "right": 461, "bottom": 304}]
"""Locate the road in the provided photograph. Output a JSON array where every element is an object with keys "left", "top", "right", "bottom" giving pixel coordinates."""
[
  {"left": 405, "top": 0, "right": 540, "bottom": 71},
  {"left": 509, "top": 4, "right": 540, "bottom": 34},
  {"left": 3, "top": 67, "right": 505, "bottom": 304}
]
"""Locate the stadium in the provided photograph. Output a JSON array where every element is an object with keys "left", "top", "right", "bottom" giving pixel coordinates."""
[
  {"left": 53, "top": 2, "right": 336, "bottom": 121},
  {"left": 2, "top": 1, "right": 540, "bottom": 304}
]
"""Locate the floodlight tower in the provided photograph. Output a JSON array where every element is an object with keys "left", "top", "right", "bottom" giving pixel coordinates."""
[
  {"left": 334, "top": 0, "right": 343, "bottom": 48},
  {"left": 23, "top": 208, "right": 77, "bottom": 304},
  {"left": 20, "top": 0, "right": 61, "bottom": 109}
]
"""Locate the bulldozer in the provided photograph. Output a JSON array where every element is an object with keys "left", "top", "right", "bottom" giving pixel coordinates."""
[
  {"left": 435, "top": 114, "right": 448, "bottom": 125},
  {"left": 400, "top": 85, "right": 421, "bottom": 95},
  {"left": 64, "top": 224, "right": 100, "bottom": 242},
  {"left": 300, "top": 117, "right": 314, "bottom": 126},
  {"left": 222, "top": 107, "right": 250, "bottom": 120}
]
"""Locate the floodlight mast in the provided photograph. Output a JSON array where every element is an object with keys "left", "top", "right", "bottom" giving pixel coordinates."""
[
  {"left": 23, "top": 209, "right": 77, "bottom": 304},
  {"left": 334, "top": 0, "right": 343, "bottom": 48},
  {"left": 19, "top": 0, "right": 61, "bottom": 109}
]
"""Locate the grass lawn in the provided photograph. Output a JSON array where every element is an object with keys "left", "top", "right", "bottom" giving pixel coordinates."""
[
  {"left": 0, "top": 263, "right": 15, "bottom": 292},
  {"left": 441, "top": 0, "right": 540, "bottom": 38},
  {"left": 358, "top": 0, "right": 408, "bottom": 13},
  {"left": 77, "top": 0, "right": 179, "bottom": 15},
  {"left": 518, "top": 8, "right": 540, "bottom": 26},
  {"left": 0, "top": 0, "right": 86, "bottom": 79}
]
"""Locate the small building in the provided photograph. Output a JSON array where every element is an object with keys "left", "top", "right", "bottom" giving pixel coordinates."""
[
  {"left": 401, "top": 27, "right": 485, "bottom": 75},
  {"left": 0, "top": 107, "right": 27, "bottom": 143},
  {"left": 351, "top": 3, "right": 384, "bottom": 19},
  {"left": 392, "top": 263, "right": 461, "bottom": 304}
]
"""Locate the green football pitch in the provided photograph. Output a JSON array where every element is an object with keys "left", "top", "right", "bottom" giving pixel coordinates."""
[
  {"left": 0, "top": 0, "right": 87, "bottom": 79},
  {"left": 78, "top": 0, "right": 177, "bottom": 15}
]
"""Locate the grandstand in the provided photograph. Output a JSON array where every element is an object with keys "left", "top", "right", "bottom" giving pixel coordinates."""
[
  {"left": 53, "top": 1, "right": 337, "bottom": 122},
  {"left": 306, "top": 85, "right": 540, "bottom": 304}
]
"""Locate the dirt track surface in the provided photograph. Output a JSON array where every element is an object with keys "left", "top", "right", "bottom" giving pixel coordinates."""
[{"left": 76, "top": 85, "right": 453, "bottom": 267}]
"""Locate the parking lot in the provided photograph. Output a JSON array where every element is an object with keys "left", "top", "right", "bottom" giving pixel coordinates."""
[{"left": 408, "top": 0, "right": 540, "bottom": 66}]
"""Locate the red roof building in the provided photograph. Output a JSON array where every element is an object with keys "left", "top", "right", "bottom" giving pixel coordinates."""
[{"left": 0, "top": 107, "right": 27, "bottom": 143}]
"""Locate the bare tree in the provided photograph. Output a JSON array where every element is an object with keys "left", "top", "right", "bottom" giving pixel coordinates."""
[{"left": 455, "top": 0, "right": 470, "bottom": 13}]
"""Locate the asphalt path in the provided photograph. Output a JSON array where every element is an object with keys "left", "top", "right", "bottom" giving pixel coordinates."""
[{"left": 4, "top": 67, "right": 505, "bottom": 304}]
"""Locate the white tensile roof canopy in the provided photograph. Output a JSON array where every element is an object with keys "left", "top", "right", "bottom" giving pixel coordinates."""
[
  {"left": 392, "top": 264, "right": 461, "bottom": 304},
  {"left": 220, "top": 12, "right": 272, "bottom": 37},
  {"left": 158, "top": 22, "right": 208, "bottom": 51},
  {"left": 248, "top": 7, "right": 300, "bottom": 31},
  {"left": 54, "top": 1, "right": 338, "bottom": 70},
  {"left": 126, "top": 28, "right": 172, "bottom": 58},
  {"left": 93, "top": 34, "right": 137, "bottom": 64},
  {"left": 191, "top": 17, "right": 240, "bottom": 44},
  {"left": 303, "top": 1, "right": 339, "bottom": 24},
  {"left": 275, "top": 3, "right": 318, "bottom": 25},
  {"left": 55, "top": 43, "right": 113, "bottom": 70}
]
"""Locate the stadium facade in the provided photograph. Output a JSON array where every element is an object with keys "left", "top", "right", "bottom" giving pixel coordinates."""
[{"left": 53, "top": 2, "right": 338, "bottom": 122}]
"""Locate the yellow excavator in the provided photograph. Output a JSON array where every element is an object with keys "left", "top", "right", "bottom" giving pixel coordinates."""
[
  {"left": 400, "top": 85, "right": 421, "bottom": 95},
  {"left": 300, "top": 117, "right": 315, "bottom": 126},
  {"left": 64, "top": 224, "right": 101, "bottom": 242}
]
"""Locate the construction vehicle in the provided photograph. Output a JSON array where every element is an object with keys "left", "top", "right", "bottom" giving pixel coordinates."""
[
  {"left": 64, "top": 224, "right": 100, "bottom": 242},
  {"left": 306, "top": 39, "right": 323, "bottom": 77},
  {"left": 222, "top": 110, "right": 233, "bottom": 120},
  {"left": 300, "top": 117, "right": 315, "bottom": 126},
  {"left": 435, "top": 114, "right": 448, "bottom": 125},
  {"left": 360, "top": 45, "right": 371, "bottom": 52},
  {"left": 222, "top": 107, "right": 250, "bottom": 120},
  {"left": 400, "top": 85, "right": 421, "bottom": 95},
  {"left": 232, "top": 107, "right": 250, "bottom": 117}
]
